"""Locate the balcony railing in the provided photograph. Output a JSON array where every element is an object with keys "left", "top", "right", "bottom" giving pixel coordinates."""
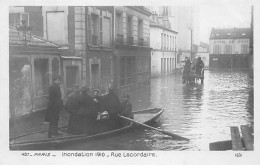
[
  {"left": 127, "top": 36, "right": 134, "bottom": 45},
  {"left": 138, "top": 38, "right": 144, "bottom": 46},
  {"left": 116, "top": 34, "right": 124, "bottom": 44},
  {"left": 92, "top": 35, "right": 98, "bottom": 46}
]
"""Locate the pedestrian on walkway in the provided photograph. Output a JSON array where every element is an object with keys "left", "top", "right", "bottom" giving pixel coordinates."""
[
  {"left": 65, "top": 84, "right": 81, "bottom": 134},
  {"left": 47, "top": 75, "right": 63, "bottom": 138}
]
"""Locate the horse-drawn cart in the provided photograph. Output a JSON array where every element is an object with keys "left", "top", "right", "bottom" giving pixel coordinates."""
[{"left": 182, "top": 68, "right": 204, "bottom": 85}]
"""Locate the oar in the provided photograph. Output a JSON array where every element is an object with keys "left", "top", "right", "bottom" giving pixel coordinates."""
[{"left": 119, "top": 115, "right": 190, "bottom": 141}]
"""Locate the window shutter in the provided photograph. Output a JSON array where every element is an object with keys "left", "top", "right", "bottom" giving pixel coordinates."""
[
  {"left": 87, "top": 13, "right": 92, "bottom": 44},
  {"left": 100, "top": 15, "right": 103, "bottom": 45}
]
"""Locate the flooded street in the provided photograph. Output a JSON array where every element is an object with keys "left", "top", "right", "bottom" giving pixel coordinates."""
[{"left": 57, "top": 69, "right": 254, "bottom": 151}]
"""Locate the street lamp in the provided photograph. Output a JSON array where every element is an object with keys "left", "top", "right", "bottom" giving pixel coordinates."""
[
  {"left": 188, "top": 27, "right": 193, "bottom": 61},
  {"left": 16, "top": 20, "right": 33, "bottom": 47}
]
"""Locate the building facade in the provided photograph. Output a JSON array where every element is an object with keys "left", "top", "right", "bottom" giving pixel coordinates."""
[
  {"left": 114, "top": 6, "right": 152, "bottom": 93},
  {"left": 9, "top": 26, "right": 61, "bottom": 117},
  {"left": 150, "top": 13, "right": 178, "bottom": 77},
  {"left": 209, "top": 28, "right": 252, "bottom": 69},
  {"left": 9, "top": 6, "right": 152, "bottom": 115}
]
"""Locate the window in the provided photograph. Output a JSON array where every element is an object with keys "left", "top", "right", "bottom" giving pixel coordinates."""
[
  {"left": 34, "top": 59, "right": 49, "bottom": 97},
  {"left": 90, "top": 13, "right": 99, "bottom": 46},
  {"left": 102, "top": 17, "right": 111, "bottom": 47},
  {"left": 241, "top": 44, "right": 248, "bottom": 54},
  {"left": 169, "top": 36, "right": 171, "bottom": 50},
  {"left": 120, "top": 57, "right": 135, "bottom": 86},
  {"left": 127, "top": 16, "right": 133, "bottom": 45},
  {"left": 116, "top": 12, "right": 123, "bottom": 43},
  {"left": 138, "top": 19, "right": 143, "bottom": 46},
  {"left": 100, "top": 16, "right": 103, "bottom": 45},
  {"left": 137, "top": 56, "right": 150, "bottom": 82},
  {"left": 9, "top": 13, "right": 29, "bottom": 27},
  {"left": 161, "top": 58, "right": 163, "bottom": 74},
  {"left": 164, "top": 34, "right": 166, "bottom": 50},
  {"left": 161, "top": 33, "right": 163, "bottom": 49},
  {"left": 46, "top": 11, "right": 66, "bottom": 44},
  {"left": 116, "top": 12, "right": 122, "bottom": 34},
  {"left": 213, "top": 45, "right": 221, "bottom": 54},
  {"left": 224, "top": 45, "right": 232, "bottom": 54}
]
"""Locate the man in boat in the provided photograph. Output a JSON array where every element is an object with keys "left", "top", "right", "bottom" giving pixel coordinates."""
[
  {"left": 65, "top": 84, "right": 81, "bottom": 134},
  {"left": 77, "top": 86, "right": 95, "bottom": 134},
  {"left": 101, "top": 84, "right": 121, "bottom": 130},
  {"left": 91, "top": 89, "right": 108, "bottom": 134},
  {"left": 47, "top": 75, "right": 63, "bottom": 138},
  {"left": 119, "top": 94, "right": 134, "bottom": 127}
]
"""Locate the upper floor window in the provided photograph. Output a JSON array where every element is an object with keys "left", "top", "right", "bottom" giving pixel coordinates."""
[
  {"left": 127, "top": 16, "right": 133, "bottom": 45},
  {"left": 213, "top": 45, "right": 221, "bottom": 54},
  {"left": 115, "top": 12, "right": 123, "bottom": 35},
  {"left": 9, "top": 13, "right": 29, "bottom": 27},
  {"left": 164, "top": 34, "right": 166, "bottom": 50},
  {"left": 241, "top": 44, "right": 248, "bottom": 54},
  {"left": 115, "top": 12, "right": 123, "bottom": 44},
  {"left": 138, "top": 19, "right": 143, "bottom": 46},
  {"left": 102, "top": 17, "right": 111, "bottom": 48},
  {"left": 46, "top": 11, "right": 66, "bottom": 44},
  {"left": 224, "top": 45, "right": 232, "bottom": 54},
  {"left": 161, "top": 33, "right": 163, "bottom": 49},
  {"left": 90, "top": 13, "right": 99, "bottom": 46},
  {"left": 87, "top": 8, "right": 112, "bottom": 48}
]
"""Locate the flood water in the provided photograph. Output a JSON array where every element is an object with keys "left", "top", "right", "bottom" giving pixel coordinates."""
[{"left": 57, "top": 69, "right": 254, "bottom": 151}]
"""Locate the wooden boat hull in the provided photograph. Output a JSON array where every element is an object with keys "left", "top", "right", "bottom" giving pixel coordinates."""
[{"left": 10, "top": 108, "right": 164, "bottom": 150}]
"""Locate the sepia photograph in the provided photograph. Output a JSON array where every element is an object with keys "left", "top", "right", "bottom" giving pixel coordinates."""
[{"left": 1, "top": 0, "right": 259, "bottom": 165}]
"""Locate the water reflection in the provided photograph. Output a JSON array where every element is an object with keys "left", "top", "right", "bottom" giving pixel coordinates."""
[{"left": 58, "top": 69, "right": 253, "bottom": 151}]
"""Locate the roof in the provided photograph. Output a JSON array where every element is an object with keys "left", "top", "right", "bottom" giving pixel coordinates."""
[
  {"left": 150, "top": 14, "right": 177, "bottom": 33},
  {"left": 199, "top": 41, "right": 209, "bottom": 48},
  {"left": 9, "top": 26, "right": 60, "bottom": 48},
  {"left": 210, "top": 27, "right": 252, "bottom": 40}
]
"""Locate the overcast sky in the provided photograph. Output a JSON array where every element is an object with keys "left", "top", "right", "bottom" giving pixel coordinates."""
[{"left": 198, "top": 1, "right": 253, "bottom": 42}]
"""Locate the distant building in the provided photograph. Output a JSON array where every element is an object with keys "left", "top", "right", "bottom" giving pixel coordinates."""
[
  {"left": 150, "top": 12, "right": 178, "bottom": 77},
  {"left": 196, "top": 42, "right": 209, "bottom": 68},
  {"left": 147, "top": 6, "right": 200, "bottom": 68},
  {"left": 209, "top": 27, "right": 252, "bottom": 69}
]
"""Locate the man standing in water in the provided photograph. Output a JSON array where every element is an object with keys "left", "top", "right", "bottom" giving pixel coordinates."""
[{"left": 47, "top": 75, "right": 63, "bottom": 138}]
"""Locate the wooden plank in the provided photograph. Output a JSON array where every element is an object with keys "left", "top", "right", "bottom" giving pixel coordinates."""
[
  {"left": 209, "top": 140, "right": 232, "bottom": 151},
  {"left": 240, "top": 125, "right": 254, "bottom": 151},
  {"left": 230, "top": 126, "right": 244, "bottom": 151}
]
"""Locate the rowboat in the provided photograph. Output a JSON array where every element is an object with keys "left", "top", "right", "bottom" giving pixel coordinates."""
[{"left": 10, "top": 108, "right": 164, "bottom": 150}]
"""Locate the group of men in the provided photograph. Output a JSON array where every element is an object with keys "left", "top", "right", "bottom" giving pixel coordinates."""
[
  {"left": 183, "top": 56, "right": 204, "bottom": 84},
  {"left": 45, "top": 75, "right": 133, "bottom": 138}
]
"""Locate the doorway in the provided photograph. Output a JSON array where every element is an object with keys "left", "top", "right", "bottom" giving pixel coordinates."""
[
  {"left": 91, "top": 64, "right": 100, "bottom": 89},
  {"left": 66, "top": 66, "right": 79, "bottom": 96}
]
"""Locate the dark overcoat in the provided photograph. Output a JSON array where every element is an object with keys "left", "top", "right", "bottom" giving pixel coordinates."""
[{"left": 45, "top": 83, "right": 62, "bottom": 123}]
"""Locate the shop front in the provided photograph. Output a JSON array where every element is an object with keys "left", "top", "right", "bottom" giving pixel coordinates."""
[{"left": 9, "top": 27, "right": 61, "bottom": 118}]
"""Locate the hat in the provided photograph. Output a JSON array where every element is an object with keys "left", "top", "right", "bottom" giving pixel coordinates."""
[{"left": 92, "top": 89, "right": 100, "bottom": 93}]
